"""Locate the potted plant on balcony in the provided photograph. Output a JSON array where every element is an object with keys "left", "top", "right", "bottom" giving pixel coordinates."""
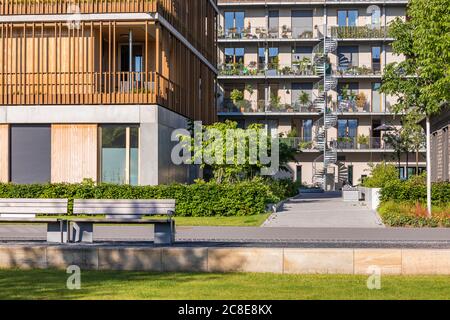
[
  {"left": 358, "top": 134, "right": 370, "bottom": 149},
  {"left": 299, "top": 140, "right": 313, "bottom": 150},
  {"left": 269, "top": 94, "right": 281, "bottom": 112},
  {"left": 298, "top": 91, "right": 310, "bottom": 112},
  {"left": 281, "top": 25, "right": 291, "bottom": 38},
  {"left": 356, "top": 92, "right": 367, "bottom": 112},
  {"left": 230, "top": 89, "right": 244, "bottom": 112}
]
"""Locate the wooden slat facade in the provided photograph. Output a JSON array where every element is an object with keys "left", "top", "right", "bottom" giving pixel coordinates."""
[
  {"left": 0, "top": 124, "right": 8, "bottom": 183},
  {"left": 0, "top": 19, "right": 217, "bottom": 123},
  {"left": 51, "top": 124, "right": 98, "bottom": 183}
]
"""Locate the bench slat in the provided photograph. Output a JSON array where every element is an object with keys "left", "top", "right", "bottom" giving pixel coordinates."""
[
  {"left": 0, "top": 208, "right": 67, "bottom": 214},
  {"left": 73, "top": 199, "right": 175, "bottom": 216},
  {"left": 0, "top": 199, "right": 68, "bottom": 215},
  {"left": 0, "top": 199, "right": 68, "bottom": 204}
]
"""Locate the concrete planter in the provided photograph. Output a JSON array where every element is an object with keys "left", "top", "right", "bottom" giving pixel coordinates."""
[
  {"left": 359, "top": 187, "right": 381, "bottom": 211},
  {"left": 342, "top": 188, "right": 359, "bottom": 202}
]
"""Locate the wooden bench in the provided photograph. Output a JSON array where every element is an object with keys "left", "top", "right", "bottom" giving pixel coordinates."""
[
  {"left": 71, "top": 199, "right": 176, "bottom": 245},
  {"left": 0, "top": 199, "right": 69, "bottom": 243}
]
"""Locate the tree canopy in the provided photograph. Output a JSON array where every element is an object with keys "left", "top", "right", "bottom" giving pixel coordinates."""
[{"left": 381, "top": 0, "right": 450, "bottom": 116}]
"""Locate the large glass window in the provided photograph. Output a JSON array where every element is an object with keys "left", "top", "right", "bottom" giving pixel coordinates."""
[
  {"left": 302, "top": 120, "right": 313, "bottom": 142},
  {"left": 338, "top": 46, "right": 359, "bottom": 69},
  {"left": 101, "top": 125, "right": 139, "bottom": 185},
  {"left": 258, "top": 47, "right": 266, "bottom": 67},
  {"left": 268, "top": 10, "right": 280, "bottom": 38},
  {"left": 292, "top": 83, "right": 313, "bottom": 109},
  {"left": 292, "top": 46, "right": 313, "bottom": 62},
  {"left": 292, "top": 10, "right": 313, "bottom": 39},
  {"left": 372, "top": 46, "right": 381, "bottom": 72},
  {"left": 372, "top": 82, "right": 382, "bottom": 112},
  {"left": 224, "top": 11, "right": 245, "bottom": 37},
  {"left": 224, "top": 48, "right": 245, "bottom": 65},
  {"left": 10, "top": 125, "right": 51, "bottom": 184},
  {"left": 338, "top": 119, "right": 358, "bottom": 139},
  {"left": 337, "top": 10, "right": 359, "bottom": 27}
]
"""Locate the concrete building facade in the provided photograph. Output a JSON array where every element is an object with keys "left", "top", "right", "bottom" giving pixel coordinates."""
[
  {"left": 216, "top": 0, "right": 425, "bottom": 189},
  {"left": 0, "top": 0, "right": 218, "bottom": 186}
]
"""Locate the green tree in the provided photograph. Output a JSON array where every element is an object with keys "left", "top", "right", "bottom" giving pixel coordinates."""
[
  {"left": 381, "top": 0, "right": 450, "bottom": 116},
  {"left": 181, "top": 121, "right": 296, "bottom": 183}
]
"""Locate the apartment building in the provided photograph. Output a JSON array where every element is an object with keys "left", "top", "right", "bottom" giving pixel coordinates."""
[
  {"left": 217, "top": 0, "right": 425, "bottom": 190},
  {"left": 0, "top": 0, "right": 218, "bottom": 185}
]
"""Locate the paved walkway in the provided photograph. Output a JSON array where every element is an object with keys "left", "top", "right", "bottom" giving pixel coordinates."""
[
  {"left": 1, "top": 225, "right": 450, "bottom": 248},
  {"left": 263, "top": 192, "right": 384, "bottom": 228}
]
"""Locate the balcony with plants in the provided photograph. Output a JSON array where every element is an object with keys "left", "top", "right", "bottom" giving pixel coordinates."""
[
  {"left": 218, "top": 58, "right": 317, "bottom": 78},
  {"left": 330, "top": 25, "right": 391, "bottom": 39},
  {"left": 335, "top": 65, "right": 382, "bottom": 78},
  {"left": 330, "top": 136, "right": 394, "bottom": 151},
  {"left": 218, "top": 88, "right": 319, "bottom": 114},
  {"left": 218, "top": 24, "right": 323, "bottom": 40},
  {"left": 280, "top": 129, "right": 317, "bottom": 152}
]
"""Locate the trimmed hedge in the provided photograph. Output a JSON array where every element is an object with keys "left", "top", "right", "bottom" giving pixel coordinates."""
[
  {"left": 380, "top": 178, "right": 450, "bottom": 205},
  {"left": 0, "top": 180, "right": 283, "bottom": 217}
]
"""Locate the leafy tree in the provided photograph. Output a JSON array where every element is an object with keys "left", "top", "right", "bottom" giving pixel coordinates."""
[
  {"left": 180, "top": 121, "right": 296, "bottom": 183},
  {"left": 381, "top": 0, "right": 450, "bottom": 116}
]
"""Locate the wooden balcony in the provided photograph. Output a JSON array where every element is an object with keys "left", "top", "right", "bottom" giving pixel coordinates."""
[
  {"left": 0, "top": 0, "right": 157, "bottom": 15},
  {"left": 0, "top": 71, "right": 179, "bottom": 107}
]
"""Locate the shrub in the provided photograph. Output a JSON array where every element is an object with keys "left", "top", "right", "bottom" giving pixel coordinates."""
[
  {"left": 378, "top": 201, "right": 450, "bottom": 227},
  {"left": 0, "top": 179, "right": 283, "bottom": 217},
  {"left": 264, "top": 178, "right": 302, "bottom": 200},
  {"left": 380, "top": 175, "right": 450, "bottom": 205},
  {"left": 361, "top": 162, "right": 399, "bottom": 188}
]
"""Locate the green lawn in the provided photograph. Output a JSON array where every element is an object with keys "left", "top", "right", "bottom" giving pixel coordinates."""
[
  {"left": 172, "top": 214, "right": 271, "bottom": 226},
  {"left": 0, "top": 270, "right": 449, "bottom": 300},
  {"left": 38, "top": 213, "right": 271, "bottom": 227}
]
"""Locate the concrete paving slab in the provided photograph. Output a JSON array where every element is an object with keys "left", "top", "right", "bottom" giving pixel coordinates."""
[{"left": 263, "top": 193, "right": 384, "bottom": 228}]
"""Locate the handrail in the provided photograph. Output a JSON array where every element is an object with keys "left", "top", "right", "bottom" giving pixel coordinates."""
[{"left": 0, "top": 71, "right": 178, "bottom": 107}]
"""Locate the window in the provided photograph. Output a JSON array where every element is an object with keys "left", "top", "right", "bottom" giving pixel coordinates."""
[
  {"left": 268, "top": 47, "right": 279, "bottom": 69},
  {"left": 292, "top": 83, "right": 313, "bottom": 108},
  {"left": 292, "top": 10, "right": 313, "bottom": 38},
  {"left": 348, "top": 165, "right": 354, "bottom": 186},
  {"left": 372, "top": 82, "right": 382, "bottom": 112},
  {"left": 296, "top": 165, "right": 302, "bottom": 183},
  {"left": 224, "top": 48, "right": 245, "bottom": 65},
  {"left": 372, "top": 46, "right": 381, "bottom": 72},
  {"left": 302, "top": 120, "right": 313, "bottom": 142},
  {"left": 224, "top": 11, "right": 245, "bottom": 36},
  {"left": 258, "top": 47, "right": 266, "bottom": 67},
  {"left": 338, "top": 46, "right": 359, "bottom": 69},
  {"left": 370, "top": 7, "right": 381, "bottom": 28},
  {"left": 268, "top": 10, "right": 280, "bottom": 37},
  {"left": 10, "top": 125, "right": 51, "bottom": 184},
  {"left": 338, "top": 10, "right": 359, "bottom": 27},
  {"left": 338, "top": 83, "right": 359, "bottom": 102},
  {"left": 101, "top": 125, "right": 139, "bottom": 185},
  {"left": 292, "top": 46, "right": 313, "bottom": 62},
  {"left": 338, "top": 119, "right": 358, "bottom": 139}
]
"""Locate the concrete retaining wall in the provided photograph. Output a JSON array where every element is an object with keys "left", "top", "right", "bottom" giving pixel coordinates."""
[{"left": 1, "top": 246, "right": 450, "bottom": 275}]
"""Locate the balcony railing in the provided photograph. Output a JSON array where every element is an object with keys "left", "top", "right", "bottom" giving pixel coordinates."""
[
  {"left": 280, "top": 137, "right": 316, "bottom": 151},
  {"left": 219, "top": 99, "right": 317, "bottom": 113},
  {"left": 0, "top": 71, "right": 177, "bottom": 107},
  {"left": 219, "top": 63, "right": 316, "bottom": 77},
  {"left": 219, "top": 0, "right": 407, "bottom": 3},
  {"left": 219, "top": 26, "right": 323, "bottom": 40},
  {"left": 330, "top": 25, "right": 391, "bottom": 39},
  {"left": 335, "top": 65, "right": 382, "bottom": 77},
  {"left": 330, "top": 137, "right": 394, "bottom": 150},
  {"left": 0, "top": 0, "right": 157, "bottom": 15}
]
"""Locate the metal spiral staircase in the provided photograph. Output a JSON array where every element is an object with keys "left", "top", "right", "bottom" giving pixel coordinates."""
[{"left": 311, "top": 35, "right": 339, "bottom": 189}]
